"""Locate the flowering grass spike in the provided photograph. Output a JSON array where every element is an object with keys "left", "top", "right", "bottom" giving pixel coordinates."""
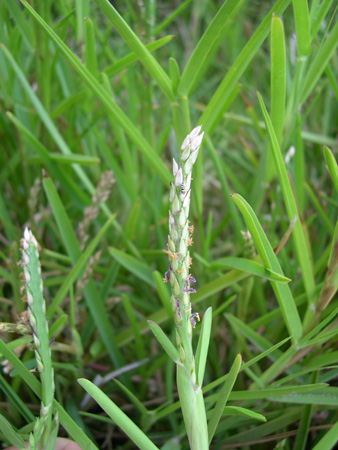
[{"left": 163, "top": 126, "right": 209, "bottom": 449}]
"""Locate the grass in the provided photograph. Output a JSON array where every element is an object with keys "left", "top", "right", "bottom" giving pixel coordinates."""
[{"left": 0, "top": 0, "right": 338, "bottom": 449}]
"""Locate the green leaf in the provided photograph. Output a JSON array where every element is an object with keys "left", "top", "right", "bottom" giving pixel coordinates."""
[
  {"left": 17, "top": 1, "right": 171, "bottom": 184},
  {"left": 178, "top": 0, "right": 241, "bottom": 96},
  {"left": 104, "top": 36, "right": 174, "bottom": 78},
  {"left": 270, "top": 387, "right": 338, "bottom": 405},
  {"left": 199, "top": 0, "right": 291, "bottom": 133},
  {"left": 324, "top": 146, "right": 338, "bottom": 194},
  {"left": 195, "top": 307, "right": 212, "bottom": 387},
  {"left": 226, "top": 384, "right": 327, "bottom": 401},
  {"left": 48, "top": 153, "right": 100, "bottom": 165},
  {"left": 257, "top": 93, "right": 316, "bottom": 325},
  {"left": 299, "top": 19, "right": 338, "bottom": 104},
  {"left": 148, "top": 321, "right": 180, "bottom": 363},
  {"left": 232, "top": 193, "right": 302, "bottom": 343},
  {"left": 220, "top": 406, "right": 266, "bottom": 422},
  {"left": 78, "top": 379, "right": 160, "bottom": 450},
  {"left": 0, "top": 413, "right": 26, "bottom": 449},
  {"left": 114, "top": 379, "right": 148, "bottom": 415},
  {"left": 208, "top": 354, "right": 242, "bottom": 444},
  {"left": 109, "top": 247, "right": 155, "bottom": 287},
  {"left": 43, "top": 177, "right": 123, "bottom": 368},
  {"left": 292, "top": 0, "right": 311, "bottom": 57},
  {"left": 266, "top": 14, "right": 286, "bottom": 181},
  {"left": 0, "top": 339, "right": 98, "bottom": 450},
  {"left": 93, "top": 0, "right": 173, "bottom": 101},
  {"left": 47, "top": 214, "right": 117, "bottom": 318},
  {"left": 311, "top": 419, "right": 338, "bottom": 450},
  {"left": 209, "top": 257, "right": 291, "bottom": 283}
]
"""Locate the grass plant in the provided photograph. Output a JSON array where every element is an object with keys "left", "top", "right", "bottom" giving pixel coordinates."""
[{"left": 1, "top": 1, "right": 338, "bottom": 449}]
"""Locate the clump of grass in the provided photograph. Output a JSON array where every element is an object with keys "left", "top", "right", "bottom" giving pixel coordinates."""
[{"left": 1, "top": 1, "right": 338, "bottom": 449}]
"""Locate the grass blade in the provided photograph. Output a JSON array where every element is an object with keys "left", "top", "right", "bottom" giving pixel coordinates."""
[
  {"left": 220, "top": 406, "right": 266, "bottom": 422},
  {"left": 43, "top": 176, "right": 123, "bottom": 368},
  {"left": 178, "top": 0, "right": 241, "bottom": 96},
  {"left": 311, "top": 420, "right": 338, "bottom": 450},
  {"left": 324, "top": 146, "right": 338, "bottom": 194},
  {"left": 199, "top": 0, "right": 291, "bottom": 133},
  {"left": 78, "top": 379, "right": 160, "bottom": 450},
  {"left": 148, "top": 321, "right": 180, "bottom": 363},
  {"left": 0, "top": 339, "right": 98, "bottom": 450},
  {"left": 47, "top": 214, "right": 116, "bottom": 318},
  {"left": 18, "top": 1, "right": 171, "bottom": 184},
  {"left": 208, "top": 354, "right": 242, "bottom": 444},
  {"left": 0, "top": 413, "right": 26, "bottom": 449},
  {"left": 209, "top": 257, "right": 291, "bottom": 283},
  {"left": 195, "top": 307, "right": 212, "bottom": 387},
  {"left": 292, "top": 0, "right": 311, "bottom": 57},
  {"left": 266, "top": 14, "right": 286, "bottom": 181},
  {"left": 109, "top": 247, "right": 155, "bottom": 287},
  {"left": 257, "top": 93, "right": 316, "bottom": 322},
  {"left": 232, "top": 193, "right": 302, "bottom": 343},
  {"left": 93, "top": 0, "right": 173, "bottom": 101},
  {"left": 299, "top": 19, "right": 338, "bottom": 105}
]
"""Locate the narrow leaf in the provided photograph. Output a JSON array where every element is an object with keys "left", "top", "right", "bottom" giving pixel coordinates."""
[
  {"left": 220, "top": 406, "right": 266, "bottom": 422},
  {"left": 109, "top": 247, "right": 155, "bottom": 287},
  {"left": 208, "top": 354, "right": 242, "bottom": 444},
  {"left": 324, "top": 146, "right": 338, "bottom": 194},
  {"left": 78, "top": 379, "right": 160, "bottom": 450},
  {"left": 93, "top": 0, "right": 173, "bottom": 101},
  {"left": 232, "top": 193, "right": 302, "bottom": 342},
  {"left": 195, "top": 307, "right": 212, "bottom": 386},
  {"left": 179, "top": 0, "right": 241, "bottom": 96},
  {"left": 292, "top": 0, "right": 311, "bottom": 57},
  {"left": 148, "top": 321, "right": 180, "bottom": 363},
  {"left": 0, "top": 414, "right": 26, "bottom": 449},
  {"left": 210, "top": 257, "right": 291, "bottom": 283},
  {"left": 257, "top": 93, "right": 315, "bottom": 321}
]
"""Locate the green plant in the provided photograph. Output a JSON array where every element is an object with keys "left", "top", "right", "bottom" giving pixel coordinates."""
[{"left": 1, "top": 1, "right": 338, "bottom": 449}]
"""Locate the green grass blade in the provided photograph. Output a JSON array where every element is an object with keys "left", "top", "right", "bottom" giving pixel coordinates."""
[
  {"left": 18, "top": 0, "right": 171, "bottom": 184},
  {"left": 199, "top": 0, "right": 291, "bottom": 133},
  {"left": 93, "top": 0, "right": 173, "bottom": 101},
  {"left": 220, "top": 406, "right": 266, "bottom": 422},
  {"left": 78, "top": 379, "right": 160, "bottom": 450},
  {"left": 178, "top": 0, "right": 241, "bottom": 96},
  {"left": 0, "top": 339, "right": 98, "bottom": 450},
  {"left": 43, "top": 176, "right": 123, "bottom": 368},
  {"left": 0, "top": 374, "right": 35, "bottom": 423},
  {"left": 0, "top": 413, "right": 26, "bottom": 449},
  {"left": 232, "top": 193, "right": 302, "bottom": 343},
  {"left": 195, "top": 307, "right": 212, "bottom": 387},
  {"left": 148, "top": 321, "right": 180, "bottom": 363},
  {"left": 47, "top": 214, "right": 116, "bottom": 318},
  {"left": 266, "top": 14, "right": 286, "bottom": 181},
  {"left": 0, "top": 43, "right": 94, "bottom": 194},
  {"left": 208, "top": 354, "right": 242, "bottom": 444},
  {"left": 257, "top": 93, "right": 315, "bottom": 314},
  {"left": 324, "top": 146, "right": 338, "bottom": 194},
  {"left": 209, "top": 257, "right": 291, "bottom": 283},
  {"left": 109, "top": 247, "right": 155, "bottom": 287},
  {"left": 311, "top": 419, "right": 338, "bottom": 450},
  {"left": 299, "top": 19, "right": 338, "bottom": 105},
  {"left": 104, "top": 35, "right": 174, "bottom": 78},
  {"left": 84, "top": 17, "right": 98, "bottom": 76},
  {"left": 153, "top": 0, "right": 193, "bottom": 35},
  {"left": 114, "top": 379, "right": 149, "bottom": 415},
  {"left": 292, "top": 0, "right": 311, "bottom": 57}
]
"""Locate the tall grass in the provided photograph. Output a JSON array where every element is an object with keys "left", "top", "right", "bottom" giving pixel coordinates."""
[{"left": 1, "top": 1, "right": 338, "bottom": 449}]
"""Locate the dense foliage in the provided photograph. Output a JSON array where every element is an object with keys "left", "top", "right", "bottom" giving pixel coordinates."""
[{"left": 1, "top": 1, "right": 338, "bottom": 449}]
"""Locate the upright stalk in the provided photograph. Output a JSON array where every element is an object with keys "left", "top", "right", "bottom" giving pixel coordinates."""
[{"left": 164, "top": 127, "right": 208, "bottom": 449}]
